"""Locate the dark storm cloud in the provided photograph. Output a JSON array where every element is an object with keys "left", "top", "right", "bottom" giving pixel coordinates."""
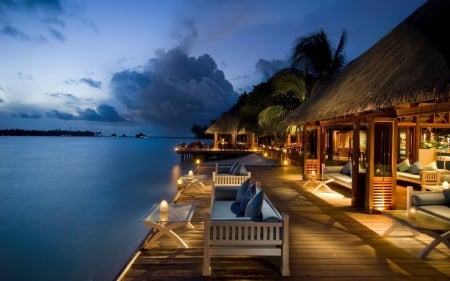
[
  {"left": 47, "top": 104, "right": 126, "bottom": 122},
  {"left": 256, "top": 58, "right": 290, "bottom": 79},
  {"left": 12, "top": 111, "right": 42, "bottom": 119},
  {"left": 176, "top": 17, "right": 198, "bottom": 53},
  {"left": 110, "top": 47, "right": 239, "bottom": 128}
]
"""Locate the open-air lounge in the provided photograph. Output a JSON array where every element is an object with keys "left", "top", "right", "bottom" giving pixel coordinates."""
[{"left": 119, "top": 1, "right": 449, "bottom": 280}]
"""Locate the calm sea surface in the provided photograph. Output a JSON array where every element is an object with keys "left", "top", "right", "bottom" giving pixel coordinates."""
[{"left": 0, "top": 136, "right": 194, "bottom": 281}]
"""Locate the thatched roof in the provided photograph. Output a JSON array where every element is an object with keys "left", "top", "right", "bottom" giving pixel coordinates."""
[
  {"left": 285, "top": 0, "right": 450, "bottom": 124},
  {"left": 205, "top": 107, "right": 250, "bottom": 134}
]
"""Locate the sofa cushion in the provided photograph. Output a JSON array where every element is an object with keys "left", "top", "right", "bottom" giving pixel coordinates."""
[
  {"left": 412, "top": 192, "right": 447, "bottom": 206},
  {"left": 209, "top": 200, "right": 251, "bottom": 221},
  {"left": 245, "top": 190, "right": 264, "bottom": 219},
  {"left": 397, "top": 159, "right": 411, "bottom": 172},
  {"left": 235, "top": 178, "right": 251, "bottom": 203},
  {"left": 407, "top": 161, "right": 422, "bottom": 175},
  {"left": 417, "top": 205, "right": 450, "bottom": 222},
  {"left": 397, "top": 171, "right": 420, "bottom": 182}
]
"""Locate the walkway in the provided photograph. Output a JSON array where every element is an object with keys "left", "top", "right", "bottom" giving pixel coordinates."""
[{"left": 119, "top": 159, "right": 449, "bottom": 281}]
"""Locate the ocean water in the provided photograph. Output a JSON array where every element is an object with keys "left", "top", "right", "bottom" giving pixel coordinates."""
[{"left": 0, "top": 136, "right": 194, "bottom": 281}]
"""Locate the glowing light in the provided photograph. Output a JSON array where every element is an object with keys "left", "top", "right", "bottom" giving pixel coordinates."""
[
  {"left": 177, "top": 179, "right": 183, "bottom": 185},
  {"left": 160, "top": 200, "right": 168, "bottom": 213},
  {"left": 188, "top": 170, "right": 193, "bottom": 177},
  {"left": 443, "top": 181, "right": 449, "bottom": 189},
  {"left": 196, "top": 159, "right": 200, "bottom": 165},
  {"left": 408, "top": 206, "right": 417, "bottom": 219}
]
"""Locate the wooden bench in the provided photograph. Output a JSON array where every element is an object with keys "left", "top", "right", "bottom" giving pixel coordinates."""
[{"left": 203, "top": 184, "right": 290, "bottom": 276}]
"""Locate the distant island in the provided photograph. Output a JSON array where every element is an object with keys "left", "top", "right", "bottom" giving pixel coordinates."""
[{"left": 0, "top": 129, "right": 100, "bottom": 137}]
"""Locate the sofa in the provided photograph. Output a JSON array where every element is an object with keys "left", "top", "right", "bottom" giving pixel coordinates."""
[
  {"left": 324, "top": 164, "right": 352, "bottom": 189},
  {"left": 389, "top": 186, "right": 450, "bottom": 258},
  {"left": 408, "top": 186, "right": 450, "bottom": 223},
  {"left": 213, "top": 161, "right": 252, "bottom": 186},
  {"left": 396, "top": 159, "right": 446, "bottom": 187},
  {"left": 203, "top": 178, "right": 290, "bottom": 276},
  {"left": 325, "top": 161, "right": 368, "bottom": 189}
]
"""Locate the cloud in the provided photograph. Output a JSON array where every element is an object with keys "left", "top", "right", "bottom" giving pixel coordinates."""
[
  {"left": 63, "top": 77, "right": 102, "bottom": 89},
  {"left": 12, "top": 111, "right": 42, "bottom": 119},
  {"left": 79, "top": 78, "right": 101, "bottom": 89},
  {"left": 110, "top": 47, "right": 239, "bottom": 129},
  {"left": 1, "top": 25, "right": 32, "bottom": 41},
  {"left": 48, "top": 27, "right": 65, "bottom": 41},
  {"left": 172, "top": 17, "right": 198, "bottom": 53},
  {"left": 256, "top": 58, "right": 290, "bottom": 80},
  {"left": 17, "top": 72, "right": 33, "bottom": 80},
  {"left": 47, "top": 104, "right": 126, "bottom": 122},
  {"left": 0, "top": 0, "right": 90, "bottom": 42}
]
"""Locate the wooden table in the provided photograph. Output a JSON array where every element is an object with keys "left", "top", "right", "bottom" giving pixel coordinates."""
[
  {"left": 383, "top": 210, "right": 450, "bottom": 258},
  {"left": 141, "top": 203, "right": 195, "bottom": 248},
  {"left": 178, "top": 174, "right": 208, "bottom": 193},
  {"left": 303, "top": 174, "right": 335, "bottom": 193}
]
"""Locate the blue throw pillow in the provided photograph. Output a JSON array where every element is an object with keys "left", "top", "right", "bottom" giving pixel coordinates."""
[
  {"left": 228, "top": 161, "right": 240, "bottom": 174},
  {"left": 235, "top": 178, "right": 251, "bottom": 203},
  {"left": 397, "top": 159, "right": 410, "bottom": 172},
  {"left": 244, "top": 190, "right": 264, "bottom": 218},
  {"left": 238, "top": 183, "right": 256, "bottom": 216},
  {"left": 407, "top": 161, "right": 422, "bottom": 175},
  {"left": 341, "top": 161, "right": 352, "bottom": 176}
]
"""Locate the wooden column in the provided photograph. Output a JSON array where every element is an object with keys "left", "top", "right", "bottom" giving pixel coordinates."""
[{"left": 352, "top": 117, "right": 364, "bottom": 209}]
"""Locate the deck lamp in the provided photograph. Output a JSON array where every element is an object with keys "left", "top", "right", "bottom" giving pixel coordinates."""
[
  {"left": 443, "top": 181, "right": 449, "bottom": 189},
  {"left": 160, "top": 200, "right": 169, "bottom": 213},
  {"left": 188, "top": 170, "right": 194, "bottom": 177}
]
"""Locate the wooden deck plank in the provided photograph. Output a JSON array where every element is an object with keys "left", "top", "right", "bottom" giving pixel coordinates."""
[{"left": 118, "top": 163, "right": 449, "bottom": 281}]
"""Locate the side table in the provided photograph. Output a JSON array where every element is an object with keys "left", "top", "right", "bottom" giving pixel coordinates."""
[{"left": 141, "top": 203, "right": 195, "bottom": 248}]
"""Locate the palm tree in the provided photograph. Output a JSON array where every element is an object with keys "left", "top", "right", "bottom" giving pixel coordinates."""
[
  {"left": 257, "top": 105, "right": 288, "bottom": 146},
  {"left": 256, "top": 68, "right": 307, "bottom": 145},
  {"left": 291, "top": 29, "right": 347, "bottom": 99}
]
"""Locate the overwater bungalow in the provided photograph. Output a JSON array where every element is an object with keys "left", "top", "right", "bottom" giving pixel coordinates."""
[
  {"left": 205, "top": 107, "right": 256, "bottom": 150},
  {"left": 285, "top": 0, "right": 450, "bottom": 213}
]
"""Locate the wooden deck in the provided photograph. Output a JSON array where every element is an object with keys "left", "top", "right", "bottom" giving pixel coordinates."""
[{"left": 119, "top": 165, "right": 449, "bottom": 281}]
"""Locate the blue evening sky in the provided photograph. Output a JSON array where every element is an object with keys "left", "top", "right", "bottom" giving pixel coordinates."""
[{"left": 0, "top": 0, "right": 426, "bottom": 136}]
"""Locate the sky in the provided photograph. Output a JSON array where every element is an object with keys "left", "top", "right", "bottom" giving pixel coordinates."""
[{"left": 0, "top": 0, "right": 427, "bottom": 137}]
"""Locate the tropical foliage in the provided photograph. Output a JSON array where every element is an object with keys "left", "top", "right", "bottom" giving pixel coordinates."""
[{"left": 204, "top": 29, "right": 347, "bottom": 146}]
